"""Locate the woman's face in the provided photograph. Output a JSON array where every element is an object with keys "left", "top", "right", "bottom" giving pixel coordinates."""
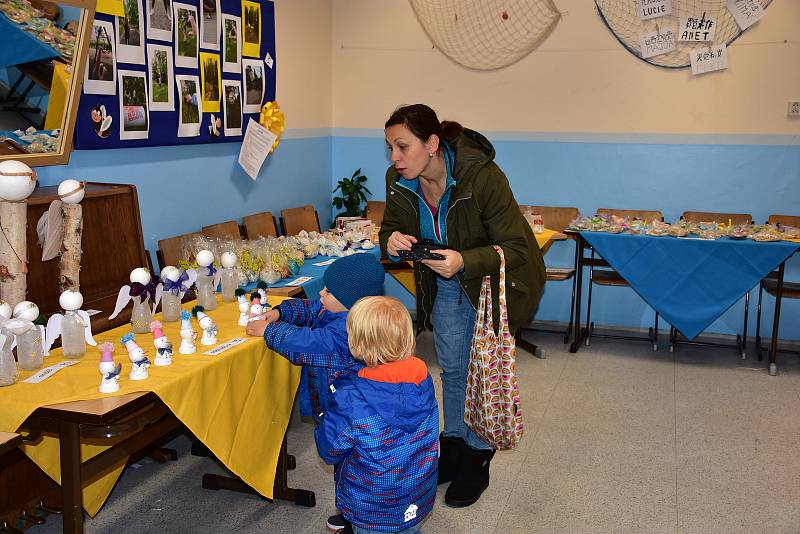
[{"left": 385, "top": 124, "right": 437, "bottom": 179}]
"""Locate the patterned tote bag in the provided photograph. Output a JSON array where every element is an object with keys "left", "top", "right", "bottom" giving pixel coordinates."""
[{"left": 464, "top": 245, "right": 524, "bottom": 450}]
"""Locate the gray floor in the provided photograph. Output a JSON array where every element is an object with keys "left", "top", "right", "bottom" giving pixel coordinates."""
[{"left": 30, "top": 331, "right": 800, "bottom": 534}]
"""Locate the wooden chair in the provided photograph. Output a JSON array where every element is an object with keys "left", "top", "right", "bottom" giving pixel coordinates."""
[
  {"left": 681, "top": 211, "right": 753, "bottom": 225},
  {"left": 242, "top": 211, "right": 279, "bottom": 238},
  {"left": 518, "top": 206, "right": 580, "bottom": 344},
  {"left": 586, "top": 208, "right": 664, "bottom": 350},
  {"left": 755, "top": 214, "right": 800, "bottom": 364},
  {"left": 201, "top": 221, "right": 241, "bottom": 240},
  {"left": 157, "top": 232, "right": 201, "bottom": 269},
  {"left": 364, "top": 201, "right": 386, "bottom": 225},
  {"left": 280, "top": 205, "right": 320, "bottom": 236}
]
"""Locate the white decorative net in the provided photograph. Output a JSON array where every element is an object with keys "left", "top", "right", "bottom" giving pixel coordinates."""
[
  {"left": 409, "top": 0, "right": 562, "bottom": 71},
  {"left": 596, "top": 0, "right": 772, "bottom": 68}
]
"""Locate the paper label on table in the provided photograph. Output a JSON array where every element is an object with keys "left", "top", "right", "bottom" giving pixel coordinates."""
[
  {"left": 238, "top": 119, "right": 277, "bottom": 181},
  {"left": 203, "top": 338, "right": 248, "bottom": 356},
  {"left": 638, "top": 0, "right": 672, "bottom": 20},
  {"left": 312, "top": 259, "right": 336, "bottom": 266},
  {"left": 726, "top": 0, "right": 764, "bottom": 31},
  {"left": 85, "top": 309, "right": 102, "bottom": 317},
  {"left": 690, "top": 44, "right": 728, "bottom": 75},
  {"left": 679, "top": 13, "right": 716, "bottom": 42},
  {"left": 639, "top": 27, "right": 676, "bottom": 59},
  {"left": 23, "top": 360, "right": 80, "bottom": 383},
  {"left": 286, "top": 276, "right": 312, "bottom": 287},
  {"left": 264, "top": 53, "right": 274, "bottom": 69}
]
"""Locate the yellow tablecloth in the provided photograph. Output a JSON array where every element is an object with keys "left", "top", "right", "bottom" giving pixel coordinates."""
[
  {"left": 0, "top": 296, "right": 300, "bottom": 516},
  {"left": 535, "top": 228, "right": 558, "bottom": 250},
  {"left": 44, "top": 62, "right": 70, "bottom": 131}
]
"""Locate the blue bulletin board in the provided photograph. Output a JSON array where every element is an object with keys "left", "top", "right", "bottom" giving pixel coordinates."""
[{"left": 74, "top": 0, "right": 276, "bottom": 149}]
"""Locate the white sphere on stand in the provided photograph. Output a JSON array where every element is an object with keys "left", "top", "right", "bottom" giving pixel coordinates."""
[
  {"left": 59, "top": 290, "right": 84, "bottom": 311},
  {"left": 0, "top": 160, "right": 37, "bottom": 201},
  {"left": 129, "top": 267, "right": 152, "bottom": 285},
  {"left": 12, "top": 301, "right": 39, "bottom": 322},
  {"left": 58, "top": 179, "right": 85, "bottom": 204},
  {"left": 0, "top": 300, "right": 12, "bottom": 319},
  {"left": 196, "top": 249, "right": 214, "bottom": 267},
  {"left": 161, "top": 265, "right": 181, "bottom": 282},
  {"left": 221, "top": 252, "right": 237, "bottom": 268}
]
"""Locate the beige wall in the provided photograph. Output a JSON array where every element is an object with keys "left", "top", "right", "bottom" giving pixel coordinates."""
[
  {"left": 331, "top": 0, "right": 800, "bottom": 135},
  {"left": 275, "top": 0, "right": 332, "bottom": 130}
]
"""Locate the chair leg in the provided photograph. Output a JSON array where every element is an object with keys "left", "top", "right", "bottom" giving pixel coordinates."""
[
  {"left": 585, "top": 278, "right": 594, "bottom": 347},
  {"left": 756, "top": 283, "right": 764, "bottom": 361},
  {"left": 739, "top": 291, "right": 750, "bottom": 359},
  {"left": 669, "top": 326, "right": 676, "bottom": 353},
  {"left": 651, "top": 312, "right": 659, "bottom": 351},
  {"left": 564, "top": 274, "right": 577, "bottom": 344}
]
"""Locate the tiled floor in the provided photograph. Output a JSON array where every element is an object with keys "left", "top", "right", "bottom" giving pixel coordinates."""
[{"left": 30, "top": 331, "right": 800, "bottom": 533}]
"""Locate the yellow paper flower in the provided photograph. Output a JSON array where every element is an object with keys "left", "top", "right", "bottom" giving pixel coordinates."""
[{"left": 259, "top": 101, "right": 285, "bottom": 153}]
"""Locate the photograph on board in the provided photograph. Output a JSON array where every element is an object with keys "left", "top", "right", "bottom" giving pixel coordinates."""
[
  {"left": 222, "top": 79, "right": 242, "bottom": 136},
  {"left": 118, "top": 70, "right": 149, "bottom": 140},
  {"left": 147, "top": 43, "right": 174, "bottom": 111},
  {"left": 200, "top": 0, "right": 221, "bottom": 50},
  {"left": 222, "top": 14, "right": 241, "bottom": 73},
  {"left": 241, "top": 0, "right": 260, "bottom": 57},
  {"left": 174, "top": 2, "right": 199, "bottom": 69},
  {"left": 145, "top": 0, "right": 172, "bottom": 41},
  {"left": 84, "top": 20, "right": 117, "bottom": 95},
  {"left": 116, "top": 0, "right": 145, "bottom": 64},
  {"left": 200, "top": 52, "right": 221, "bottom": 113},
  {"left": 176, "top": 74, "right": 202, "bottom": 137},
  {"left": 241, "top": 58, "right": 264, "bottom": 114}
]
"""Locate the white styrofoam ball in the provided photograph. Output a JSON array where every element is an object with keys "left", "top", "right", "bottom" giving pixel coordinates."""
[
  {"left": 0, "top": 300, "right": 11, "bottom": 319},
  {"left": 58, "top": 179, "right": 85, "bottom": 204},
  {"left": 12, "top": 301, "right": 39, "bottom": 322},
  {"left": 129, "top": 267, "right": 152, "bottom": 285},
  {"left": 221, "top": 252, "right": 237, "bottom": 268},
  {"left": 0, "top": 160, "right": 37, "bottom": 201},
  {"left": 59, "top": 290, "right": 83, "bottom": 311},
  {"left": 161, "top": 266, "right": 180, "bottom": 282},
  {"left": 196, "top": 249, "right": 214, "bottom": 267}
]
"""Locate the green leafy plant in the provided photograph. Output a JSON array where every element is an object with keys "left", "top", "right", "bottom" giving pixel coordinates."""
[{"left": 332, "top": 168, "right": 371, "bottom": 219}]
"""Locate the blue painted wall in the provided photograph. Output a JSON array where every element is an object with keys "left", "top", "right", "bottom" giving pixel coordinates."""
[{"left": 331, "top": 133, "right": 800, "bottom": 340}]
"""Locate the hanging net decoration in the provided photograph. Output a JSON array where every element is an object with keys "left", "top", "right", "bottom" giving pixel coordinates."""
[
  {"left": 409, "top": 0, "right": 562, "bottom": 71},
  {"left": 595, "top": 0, "right": 772, "bottom": 69}
]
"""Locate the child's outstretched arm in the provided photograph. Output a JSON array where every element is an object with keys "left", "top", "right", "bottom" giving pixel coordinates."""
[
  {"left": 273, "top": 298, "right": 323, "bottom": 327},
  {"left": 263, "top": 321, "right": 357, "bottom": 370}
]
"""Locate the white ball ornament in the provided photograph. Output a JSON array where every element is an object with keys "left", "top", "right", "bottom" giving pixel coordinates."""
[
  {"left": 0, "top": 160, "right": 37, "bottom": 201},
  {"left": 59, "top": 290, "right": 83, "bottom": 311},
  {"left": 58, "top": 179, "right": 85, "bottom": 204},
  {"left": 196, "top": 249, "right": 214, "bottom": 267},
  {"left": 12, "top": 301, "right": 39, "bottom": 322},
  {"left": 221, "top": 252, "right": 237, "bottom": 268},
  {"left": 129, "top": 267, "right": 152, "bottom": 285},
  {"left": 161, "top": 266, "right": 181, "bottom": 282},
  {"left": 0, "top": 300, "right": 12, "bottom": 319}
]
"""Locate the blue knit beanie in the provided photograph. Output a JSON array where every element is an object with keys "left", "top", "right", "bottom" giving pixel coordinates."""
[{"left": 323, "top": 254, "right": 385, "bottom": 309}]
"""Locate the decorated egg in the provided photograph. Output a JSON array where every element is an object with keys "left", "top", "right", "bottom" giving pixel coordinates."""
[
  {"left": 59, "top": 290, "right": 83, "bottom": 311},
  {"left": 129, "top": 267, "right": 152, "bottom": 285},
  {"left": 58, "top": 179, "right": 85, "bottom": 204},
  {"left": 0, "top": 160, "right": 37, "bottom": 201},
  {"left": 0, "top": 300, "right": 12, "bottom": 319},
  {"left": 161, "top": 265, "right": 181, "bottom": 282},
  {"left": 221, "top": 252, "right": 237, "bottom": 268},
  {"left": 196, "top": 249, "right": 214, "bottom": 267},
  {"left": 12, "top": 301, "right": 39, "bottom": 322}
]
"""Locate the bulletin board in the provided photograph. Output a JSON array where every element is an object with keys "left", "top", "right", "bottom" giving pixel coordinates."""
[{"left": 74, "top": 0, "right": 276, "bottom": 149}]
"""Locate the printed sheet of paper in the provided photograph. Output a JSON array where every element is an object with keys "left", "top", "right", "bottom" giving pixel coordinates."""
[
  {"left": 639, "top": 27, "right": 676, "bottom": 59},
  {"left": 238, "top": 118, "right": 276, "bottom": 180},
  {"left": 690, "top": 43, "right": 728, "bottom": 75}
]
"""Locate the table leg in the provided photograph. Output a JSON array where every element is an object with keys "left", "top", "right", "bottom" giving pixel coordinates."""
[
  {"left": 58, "top": 421, "right": 83, "bottom": 534},
  {"left": 569, "top": 235, "right": 585, "bottom": 353},
  {"left": 768, "top": 261, "right": 785, "bottom": 377}
]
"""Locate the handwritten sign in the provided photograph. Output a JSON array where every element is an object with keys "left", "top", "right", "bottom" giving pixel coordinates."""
[
  {"left": 679, "top": 12, "right": 716, "bottom": 42},
  {"left": 638, "top": 0, "right": 672, "bottom": 21},
  {"left": 203, "top": 337, "right": 248, "bottom": 356},
  {"left": 726, "top": 0, "right": 764, "bottom": 31},
  {"left": 23, "top": 360, "right": 80, "bottom": 384},
  {"left": 690, "top": 44, "right": 728, "bottom": 75},
  {"left": 639, "top": 27, "right": 677, "bottom": 59}
]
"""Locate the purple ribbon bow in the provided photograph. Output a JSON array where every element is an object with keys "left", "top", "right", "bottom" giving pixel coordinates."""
[
  {"left": 206, "top": 265, "right": 217, "bottom": 276},
  {"left": 129, "top": 280, "right": 159, "bottom": 303},
  {"left": 163, "top": 272, "right": 189, "bottom": 296}
]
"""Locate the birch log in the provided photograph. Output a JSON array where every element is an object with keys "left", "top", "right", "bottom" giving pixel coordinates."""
[
  {"left": 0, "top": 200, "right": 27, "bottom": 307},
  {"left": 59, "top": 203, "right": 83, "bottom": 292}
]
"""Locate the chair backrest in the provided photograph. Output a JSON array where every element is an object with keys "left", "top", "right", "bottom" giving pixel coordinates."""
[
  {"left": 364, "top": 201, "right": 386, "bottom": 225},
  {"left": 597, "top": 208, "right": 663, "bottom": 222},
  {"left": 280, "top": 205, "right": 320, "bottom": 235},
  {"left": 767, "top": 214, "right": 800, "bottom": 227},
  {"left": 157, "top": 232, "right": 201, "bottom": 269},
  {"left": 201, "top": 221, "right": 241, "bottom": 239},
  {"left": 682, "top": 211, "right": 752, "bottom": 225},
  {"left": 242, "top": 211, "right": 279, "bottom": 238},
  {"left": 521, "top": 205, "right": 579, "bottom": 232}
]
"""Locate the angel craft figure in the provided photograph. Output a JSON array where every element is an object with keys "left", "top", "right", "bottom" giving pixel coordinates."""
[
  {"left": 179, "top": 310, "right": 197, "bottom": 354},
  {"left": 192, "top": 306, "right": 218, "bottom": 345},
  {"left": 98, "top": 342, "right": 122, "bottom": 393},
  {"left": 45, "top": 290, "right": 98, "bottom": 359},
  {"left": 150, "top": 321, "right": 173, "bottom": 366},
  {"left": 122, "top": 332, "right": 150, "bottom": 380},
  {"left": 109, "top": 267, "right": 161, "bottom": 333},
  {"left": 159, "top": 265, "right": 195, "bottom": 322},
  {"left": 194, "top": 250, "right": 221, "bottom": 310},
  {"left": 12, "top": 300, "right": 46, "bottom": 371},
  {"left": 0, "top": 307, "right": 39, "bottom": 386}
]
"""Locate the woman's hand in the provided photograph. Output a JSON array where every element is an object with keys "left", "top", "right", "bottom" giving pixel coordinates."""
[
  {"left": 246, "top": 320, "right": 268, "bottom": 337},
  {"left": 422, "top": 249, "right": 464, "bottom": 279},
  {"left": 387, "top": 231, "right": 417, "bottom": 256}
]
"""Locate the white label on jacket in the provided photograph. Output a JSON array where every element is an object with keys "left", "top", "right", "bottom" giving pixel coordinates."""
[{"left": 404, "top": 504, "right": 418, "bottom": 522}]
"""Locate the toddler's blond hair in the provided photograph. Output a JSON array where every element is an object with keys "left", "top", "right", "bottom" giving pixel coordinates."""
[{"left": 347, "top": 296, "right": 414, "bottom": 367}]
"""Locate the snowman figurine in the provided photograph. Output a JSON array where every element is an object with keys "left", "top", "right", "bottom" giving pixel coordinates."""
[
  {"left": 178, "top": 310, "right": 197, "bottom": 355},
  {"left": 236, "top": 288, "right": 249, "bottom": 327},
  {"left": 150, "top": 321, "right": 173, "bottom": 366},
  {"left": 98, "top": 342, "right": 122, "bottom": 393},
  {"left": 192, "top": 306, "right": 218, "bottom": 345},
  {"left": 248, "top": 292, "right": 264, "bottom": 323},
  {"left": 255, "top": 281, "right": 268, "bottom": 302},
  {"left": 121, "top": 332, "right": 150, "bottom": 380}
]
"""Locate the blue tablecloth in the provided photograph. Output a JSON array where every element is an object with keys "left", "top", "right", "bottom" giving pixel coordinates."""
[
  {"left": 581, "top": 232, "right": 799, "bottom": 340},
  {"left": 0, "top": 13, "right": 60, "bottom": 69}
]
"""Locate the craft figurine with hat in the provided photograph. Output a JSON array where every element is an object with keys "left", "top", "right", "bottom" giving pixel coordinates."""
[
  {"left": 179, "top": 310, "right": 197, "bottom": 354},
  {"left": 150, "top": 321, "right": 173, "bottom": 366},
  {"left": 122, "top": 332, "right": 150, "bottom": 380},
  {"left": 12, "top": 300, "right": 46, "bottom": 371},
  {"left": 44, "top": 290, "right": 97, "bottom": 359},
  {"left": 109, "top": 267, "right": 162, "bottom": 333},
  {"left": 236, "top": 288, "right": 249, "bottom": 326},
  {"left": 194, "top": 250, "right": 221, "bottom": 311},
  {"left": 98, "top": 342, "right": 122, "bottom": 393},
  {"left": 255, "top": 280, "right": 268, "bottom": 302},
  {"left": 323, "top": 253, "right": 386, "bottom": 310},
  {"left": 248, "top": 292, "right": 264, "bottom": 323},
  {"left": 192, "top": 306, "right": 218, "bottom": 345}
]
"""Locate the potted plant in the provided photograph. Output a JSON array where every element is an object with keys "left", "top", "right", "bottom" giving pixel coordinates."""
[{"left": 332, "top": 168, "right": 371, "bottom": 220}]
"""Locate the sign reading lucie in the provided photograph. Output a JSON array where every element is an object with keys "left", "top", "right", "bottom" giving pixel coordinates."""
[{"left": 638, "top": 0, "right": 672, "bottom": 21}]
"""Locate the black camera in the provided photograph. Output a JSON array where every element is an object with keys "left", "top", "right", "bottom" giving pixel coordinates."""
[{"left": 397, "top": 240, "right": 450, "bottom": 261}]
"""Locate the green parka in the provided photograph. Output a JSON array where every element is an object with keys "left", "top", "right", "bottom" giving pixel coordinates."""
[{"left": 379, "top": 128, "right": 545, "bottom": 334}]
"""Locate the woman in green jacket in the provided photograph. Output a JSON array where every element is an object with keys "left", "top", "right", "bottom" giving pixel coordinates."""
[{"left": 379, "top": 104, "right": 545, "bottom": 508}]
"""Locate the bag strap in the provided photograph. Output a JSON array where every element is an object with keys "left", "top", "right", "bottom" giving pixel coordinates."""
[{"left": 491, "top": 245, "right": 510, "bottom": 330}]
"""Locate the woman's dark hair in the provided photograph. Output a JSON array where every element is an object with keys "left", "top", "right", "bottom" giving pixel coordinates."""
[{"left": 385, "top": 104, "right": 463, "bottom": 147}]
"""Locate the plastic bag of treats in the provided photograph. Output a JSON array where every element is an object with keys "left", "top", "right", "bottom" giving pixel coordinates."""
[{"left": 646, "top": 220, "right": 670, "bottom": 237}]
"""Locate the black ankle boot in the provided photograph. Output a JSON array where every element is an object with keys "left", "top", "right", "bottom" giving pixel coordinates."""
[
  {"left": 444, "top": 446, "right": 495, "bottom": 507},
  {"left": 437, "top": 434, "right": 465, "bottom": 485}
]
